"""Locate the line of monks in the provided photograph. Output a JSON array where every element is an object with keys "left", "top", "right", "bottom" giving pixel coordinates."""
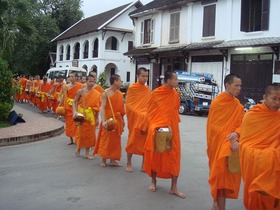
[{"left": 13, "top": 70, "right": 280, "bottom": 208}]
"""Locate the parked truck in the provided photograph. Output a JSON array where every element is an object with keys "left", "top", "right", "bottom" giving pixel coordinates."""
[{"left": 175, "top": 71, "right": 218, "bottom": 115}]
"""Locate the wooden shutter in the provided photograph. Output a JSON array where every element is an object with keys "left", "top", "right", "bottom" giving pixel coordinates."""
[
  {"left": 140, "top": 21, "right": 144, "bottom": 44},
  {"left": 240, "top": 0, "right": 249, "bottom": 32},
  {"left": 203, "top": 5, "right": 215, "bottom": 37},
  {"left": 261, "top": 0, "right": 269, "bottom": 30},
  {"left": 170, "top": 12, "right": 180, "bottom": 41},
  {"left": 150, "top": 19, "right": 154, "bottom": 43}
]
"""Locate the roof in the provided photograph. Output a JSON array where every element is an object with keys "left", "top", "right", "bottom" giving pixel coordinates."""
[
  {"left": 184, "top": 40, "right": 224, "bottom": 50},
  {"left": 129, "top": 0, "right": 200, "bottom": 16},
  {"left": 123, "top": 47, "right": 157, "bottom": 56},
  {"left": 152, "top": 45, "right": 186, "bottom": 53},
  {"left": 52, "top": 2, "right": 140, "bottom": 42},
  {"left": 214, "top": 37, "right": 280, "bottom": 48}
]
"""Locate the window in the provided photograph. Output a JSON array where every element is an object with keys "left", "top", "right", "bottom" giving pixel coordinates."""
[
  {"left": 105, "top": 36, "right": 118, "bottom": 50},
  {"left": 66, "top": 45, "right": 70, "bottom": 60},
  {"left": 203, "top": 4, "right": 216, "bottom": 37},
  {"left": 59, "top": 45, "right": 64, "bottom": 61},
  {"left": 141, "top": 19, "right": 154, "bottom": 44},
  {"left": 83, "top": 40, "right": 89, "bottom": 59},
  {"left": 240, "top": 0, "right": 269, "bottom": 32},
  {"left": 93, "top": 38, "right": 99, "bottom": 58},
  {"left": 169, "top": 12, "right": 180, "bottom": 42},
  {"left": 126, "top": 72, "right": 130, "bottom": 82},
  {"left": 111, "top": 68, "right": 115, "bottom": 76},
  {"left": 128, "top": 41, "right": 133, "bottom": 51},
  {"left": 74, "top": 43, "right": 80, "bottom": 59}
]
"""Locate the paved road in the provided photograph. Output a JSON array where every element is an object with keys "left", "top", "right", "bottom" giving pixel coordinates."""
[{"left": 0, "top": 114, "right": 245, "bottom": 210}]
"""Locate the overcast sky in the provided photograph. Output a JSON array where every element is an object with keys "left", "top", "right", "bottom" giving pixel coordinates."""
[{"left": 81, "top": 0, "right": 153, "bottom": 18}]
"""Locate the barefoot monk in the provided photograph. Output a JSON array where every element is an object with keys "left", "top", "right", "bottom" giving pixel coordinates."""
[{"left": 143, "top": 70, "right": 186, "bottom": 199}]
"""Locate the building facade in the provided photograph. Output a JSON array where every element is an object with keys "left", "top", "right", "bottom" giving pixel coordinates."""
[
  {"left": 52, "top": 1, "right": 143, "bottom": 86},
  {"left": 125, "top": 0, "right": 280, "bottom": 103}
]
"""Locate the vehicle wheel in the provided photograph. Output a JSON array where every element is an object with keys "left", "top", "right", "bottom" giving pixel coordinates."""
[{"left": 179, "top": 103, "right": 187, "bottom": 115}]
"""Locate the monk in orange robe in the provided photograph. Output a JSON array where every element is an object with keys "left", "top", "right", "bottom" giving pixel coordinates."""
[
  {"left": 206, "top": 74, "right": 244, "bottom": 210},
  {"left": 87, "top": 70, "right": 104, "bottom": 93},
  {"left": 19, "top": 74, "right": 28, "bottom": 103},
  {"left": 25, "top": 76, "right": 34, "bottom": 103},
  {"left": 49, "top": 76, "right": 64, "bottom": 113},
  {"left": 37, "top": 76, "right": 52, "bottom": 112},
  {"left": 31, "top": 75, "right": 41, "bottom": 106},
  {"left": 62, "top": 72, "right": 83, "bottom": 145},
  {"left": 125, "top": 67, "right": 151, "bottom": 172},
  {"left": 93, "top": 74, "right": 125, "bottom": 167},
  {"left": 143, "top": 70, "right": 185, "bottom": 199},
  {"left": 72, "top": 75, "right": 101, "bottom": 159},
  {"left": 240, "top": 84, "right": 280, "bottom": 210}
]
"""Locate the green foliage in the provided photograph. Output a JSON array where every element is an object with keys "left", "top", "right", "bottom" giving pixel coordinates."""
[
  {"left": 0, "top": 58, "right": 14, "bottom": 120},
  {"left": 0, "top": 0, "right": 84, "bottom": 76},
  {"left": 97, "top": 71, "right": 108, "bottom": 89}
]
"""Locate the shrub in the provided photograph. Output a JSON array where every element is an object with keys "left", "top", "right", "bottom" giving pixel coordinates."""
[
  {"left": 0, "top": 58, "right": 14, "bottom": 121},
  {"left": 97, "top": 71, "right": 108, "bottom": 89}
]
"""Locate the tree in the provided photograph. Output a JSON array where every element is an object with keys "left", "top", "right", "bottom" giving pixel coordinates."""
[
  {"left": 0, "top": 0, "right": 84, "bottom": 76},
  {"left": 0, "top": 58, "right": 14, "bottom": 121},
  {"left": 0, "top": 0, "right": 36, "bottom": 60}
]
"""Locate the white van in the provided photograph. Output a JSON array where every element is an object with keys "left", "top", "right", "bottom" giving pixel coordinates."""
[{"left": 46, "top": 66, "right": 87, "bottom": 81}]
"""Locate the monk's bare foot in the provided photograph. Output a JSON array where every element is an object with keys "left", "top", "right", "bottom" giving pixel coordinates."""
[
  {"left": 211, "top": 202, "right": 220, "bottom": 210},
  {"left": 169, "top": 189, "right": 186, "bottom": 199},
  {"left": 109, "top": 161, "right": 122, "bottom": 167},
  {"left": 148, "top": 182, "right": 157, "bottom": 192},
  {"left": 68, "top": 142, "right": 74, "bottom": 145},
  {"left": 100, "top": 162, "right": 106, "bottom": 167},
  {"left": 74, "top": 149, "right": 80, "bottom": 157},
  {"left": 126, "top": 165, "right": 133, "bottom": 172},
  {"left": 85, "top": 155, "right": 94, "bottom": 160}
]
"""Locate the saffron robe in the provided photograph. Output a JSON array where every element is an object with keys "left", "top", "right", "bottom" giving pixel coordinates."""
[
  {"left": 65, "top": 82, "right": 83, "bottom": 137},
  {"left": 94, "top": 84, "right": 104, "bottom": 94},
  {"left": 144, "top": 85, "right": 181, "bottom": 178},
  {"left": 75, "top": 89, "right": 101, "bottom": 149},
  {"left": 19, "top": 77, "right": 28, "bottom": 101},
  {"left": 240, "top": 103, "right": 280, "bottom": 210},
  {"left": 31, "top": 80, "right": 41, "bottom": 105},
  {"left": 51, "top": 82, "right": 64, "bottom": 112},
  {"left": 37, "top": 82, "right": 52, "bottom": 111},
  {"left": 206, "top": 92, "right": 244, "bottom": 201},
  {"left": 93, "top": 90, "right": 125, "bottom": 160},
  {"left": 125, "top": 82, "right": 151, "bottom": 155}
]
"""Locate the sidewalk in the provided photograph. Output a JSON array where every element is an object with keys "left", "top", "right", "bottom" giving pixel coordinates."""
[{"left": 0, "top": 103, "right": 64, "bottom": 147}]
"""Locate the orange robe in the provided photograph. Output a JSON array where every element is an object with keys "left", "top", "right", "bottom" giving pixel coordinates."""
[
  {"left": 93, "top": 90, "right": 125, "bottom": 160},
  {"left": 125, "top": 82, "right": 151, "bottom": 155},
  {"left": 240, "top": 103, "right": 280, "bottom": 210},
  {"left": 19, "top": 77, "right": 28, "bottom": 101},
  {"left": 37, "top": 82, "right": 52, "bottom": 111},
  {"left": 31, "top": 80, "right": 41, "bottom": 105},
  {"left": 94, "top": 85, "right": 104, "bottom": 93},
  {"left": 65, "top": 82, "right": 83, "bottom": 137},
  {"left": 75, "top": 89, "right": 101, "bottom": 149},
  {"left": 144, "top": 85, "right": 181, "bottom": 178},
  {"left": 51, "top": 82, "right": 64, "bottom": 112},
  {"left": 206, "top": 92, "right": 244, "bottom": 201},
  {"left": 25, "top": 80, "right": 33, "bottom": 102}
]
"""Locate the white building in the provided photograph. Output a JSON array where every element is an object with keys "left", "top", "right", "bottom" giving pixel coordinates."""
[
  {"left": 125, "top": 0, "right": 280, "bottom": 103},
  {"left": 51, "top": 1, "right": 143, "bottom": 86}
]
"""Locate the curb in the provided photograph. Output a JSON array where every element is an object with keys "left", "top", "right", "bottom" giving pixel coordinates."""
[{"left": 0, "top": 125, "right": 64, "bottom": 147}]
